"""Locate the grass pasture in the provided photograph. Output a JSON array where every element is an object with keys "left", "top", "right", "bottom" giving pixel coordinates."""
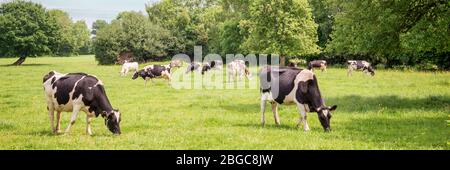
[{"left": 0, "top": 55, "right": 448, "bottom": 150}]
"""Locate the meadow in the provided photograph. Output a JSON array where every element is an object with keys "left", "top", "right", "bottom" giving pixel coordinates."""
[{"left": 0, "top": 55, "right": 448, "bottom": 150}]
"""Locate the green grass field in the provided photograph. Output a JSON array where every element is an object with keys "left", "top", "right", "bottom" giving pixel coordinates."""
[{"left": 0, "top": 55, "right": 448, "bottom": 150}]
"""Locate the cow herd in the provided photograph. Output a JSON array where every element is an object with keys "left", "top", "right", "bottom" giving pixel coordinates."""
[{"left": 42, "top": 59, "right": 374, "bottom": 135}]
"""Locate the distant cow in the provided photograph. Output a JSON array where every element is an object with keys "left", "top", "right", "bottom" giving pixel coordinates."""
[
  {"left": 347, "top": 60, "right": 375, "bottom": 76},
  {"left": 201, "top": 60, "right": 223, "bottom": 75},
  {"left": 43, "top": 71, "right": 121, "bottom": 135},
  {"left": 259, "top": 66, "right": 337, "bottom": 132},
  {"left": 308, "top": 60, "right": 327, "bottom": 72},
  {"left": 170, "top": 59, "right": 184, "bottom": 68},
  {"left": 133, "top": 64, "right": 172, "bottom": 86},
  {"left": 227, "top": 60, "right": 252, "bottom": 82},
  {"left": 185, "top": 62, "right": 202, "bottom": 74},
  {"left": 120, "top": 61, "right": 139, "bottom": 76}
]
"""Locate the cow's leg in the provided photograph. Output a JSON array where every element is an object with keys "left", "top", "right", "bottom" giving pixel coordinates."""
[
  {"left": 144, "top": 77, "right": 149, "bottom": 87},
  {"left": 271, "top": 102, "right": 280, "bottom": 126},
  {"left": 55, "top": 111, "right": 62, "bottom": 133},
  {"left": 347, "top": 67, "right": 352, "bottom": 76},
  {"left": 65, "top": 106, "right": 81, "bottom": 134},
  {"left": 260, "top": 99, "right": 267, "bottom": 127},
  {"left": 296, "top": 103, "right": 310, "bottom": 131},
  {"left": 86, "top": 114, "right": 94, "bottom": 135},
  {"left": 48, "top": 107, "right": 55, "bottom": 133}
]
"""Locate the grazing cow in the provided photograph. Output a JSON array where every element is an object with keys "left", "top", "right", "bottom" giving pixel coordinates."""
[
  {"left": 185, "top": 62, "right": 202, "bottom": 74},
  {"left": 43, "top": 71, "right": 121, "bottom": 135},
  {"left": 120, "top": 61, "right": 139, "bottom": 76},
  {"left": 170, "top": 59, "right": 184, "bottom": 68},
  {"left": 210, "top": 60, "right": 223, "bottom": 70},
  {"left": 227, "top": 60, "right": 252, "bottom": 82},
  {"left": 133, "top": 64, "right": 172, "bottom": 86},
  {"left": 259, "top": 66, "right": 337, "bottom": 132},
  {"left": 201, "top": 60, "right": 223, "bottom": 75},
  {"left": 347, "top": 60, "right": 375, "bottom": 76},
  {"left": 308, "top": 60, "right": 327, "bottom": 72}
]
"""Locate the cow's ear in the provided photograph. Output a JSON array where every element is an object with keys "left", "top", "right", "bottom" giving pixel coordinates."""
[
  {"left": 299, "top": 81, "right": 308, "bottom": 93},
  {"left": 329, "top": 105, "right": 337, "bottom": 111}
]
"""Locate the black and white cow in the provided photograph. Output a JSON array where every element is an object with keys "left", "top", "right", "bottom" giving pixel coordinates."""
[
  {"left": 43, "top": 71, "right": 121, "bottom": 135},
  {"left": 132, "top": 64, "right": 172, "bottom": 86},
  {"left": 185, "top": 62, "right": 202, "bottom": 74},
  {"left": 308, "top": 60, "right": 327, "bottom": 72},
  {"left": 347, "top": 60, "right": 375, "bottom": 76},
  {"left": 200, "top": 60, "right": 223, "bottom": 75},
  {"left": 259, "top": 66, "right": 337, "bottom": 132},
  {"left": 227, "top": 59, "right": 252, "bottom": 81}
]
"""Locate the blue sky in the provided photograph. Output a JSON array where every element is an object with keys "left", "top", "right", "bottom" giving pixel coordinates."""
[{"left": 17, "top": 0, "right": 159, "bottom": 29}]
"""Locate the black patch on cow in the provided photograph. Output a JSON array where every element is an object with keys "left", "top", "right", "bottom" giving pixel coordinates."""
[
  {"left": 295, "top": 75, "right": 323, "bottom": 110},
  {"left": 201, "top": 64, "right": 211, "bottom": 75},
  {"left": 260, "top": 67, "right": 301, "bottom": 104},
  {"left": 273, "top": 69, "right": 301, "bottom": 104},
  {"left": 43, "top": 71, "right": 55, "bottom": 83},
  {"left": 52, "top": 74, "right": 86, "bottom": 105},
  {"left": 51, "top": 77, "right": 56, "bottom": 84}
]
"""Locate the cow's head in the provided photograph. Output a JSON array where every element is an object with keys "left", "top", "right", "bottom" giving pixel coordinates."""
[
  {"left": 316, "top": 105, "right": 337, "bottom": 132},
  {"left": 132, "top": 69, "right": 146, "bottom": 80},
  {"left": 102, "top": 109, "right": 121, "bottom": 135}
]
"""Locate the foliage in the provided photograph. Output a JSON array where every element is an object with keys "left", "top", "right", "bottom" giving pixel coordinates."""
[
  {"left": 326, "top": 0, "right": 450, "bottom": 68},
  {"left": 94, "top": 11, "right": 170, "bottom": 64},
  {"left": 0, "top": 0, "right": 55, "bottom": 60},
  {"left": 242, "top": 0, "right": 320, "bottom": 58}
]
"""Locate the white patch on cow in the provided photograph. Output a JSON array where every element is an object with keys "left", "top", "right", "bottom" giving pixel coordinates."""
[
  {"left": 94, "top": 80, "right": 103, "bottom": 87},
  {"left": 143, "top": 65, "right": 154, "bottom": 70},
  {"left": 281, "top": 69, "right": 315, "bottom": 105},
  {"left": 295, "top": 69, "right": 314, "bottom": 83},
  {"left": 57, "top": 76, "right": 85, "bottom": 112},
  {"left": 261, "top": 91, "right": 274, "bottom": 102},
  {"left": 114, "top": 111, "right": 120, "bottom": 122}
]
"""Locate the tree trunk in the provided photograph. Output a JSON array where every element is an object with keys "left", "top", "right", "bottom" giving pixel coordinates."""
[
  {"left": 280, "top": 56, "right": 286, "bottom": 66},
  {"left": 12, "top": 57, "right": 26, "bottom": 66}
]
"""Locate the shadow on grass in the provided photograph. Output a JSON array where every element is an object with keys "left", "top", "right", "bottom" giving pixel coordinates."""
[
  {"left": 0, "top": 63, "right": 53, "bottom": 67},
  {"left": 235, "top": 123, "right": 299, "bottom": 131},
  {"left": 328, "top": 95, "right": 450, "bottom": 113}
]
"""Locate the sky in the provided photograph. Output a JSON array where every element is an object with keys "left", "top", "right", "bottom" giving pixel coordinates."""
[{"left": 1, "top": 0, "right": 159, "bottom": 29}]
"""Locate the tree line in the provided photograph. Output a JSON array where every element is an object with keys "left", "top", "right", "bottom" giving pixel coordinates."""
[
  {"left": 1, "top": 0, "right": 448, "bottom": 69},
  {"left": 0, "top": 0, "right": 91, "bottom": 65}
]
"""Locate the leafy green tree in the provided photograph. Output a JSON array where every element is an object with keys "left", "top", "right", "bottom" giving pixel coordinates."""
[
  {"left": 242, "top": 0, "right": 320, "bottom": 65},
  {"left": 91, "top": 20, "right": 108, "bottom": 35},
  {"left": 47, "top": 9, "right": 76, "bottom": 56},
  {"left": 72, "top": 21, "right": 90, "bottom": 55},
  {"left": 308, "top": 0, "right": 333, "bottom": 48},
  {"left": 327, "top": 0, "right": 449, "bottom": 67},
  {"left": 0, "top": 0, "right": 56, "bottom": 65},
  {"left": 94, "top": 11, "right": 169, "bottom": 64}
]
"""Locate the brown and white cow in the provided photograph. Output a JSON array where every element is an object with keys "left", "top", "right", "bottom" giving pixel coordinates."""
[
  {"left": 132, "top": 64, "right": 172, "bottom": 86},
  {"left": 308, "top": 60, "right": 327, "bottom": 72},
  {"left": 347, "top": 60, "right": 375, "bottom": 76},
  {"left": 259, "top": 66, "right": 337, "bottom": 132},
  {"left": 43, "top": 71, "right": 121, "bottom": 135}
]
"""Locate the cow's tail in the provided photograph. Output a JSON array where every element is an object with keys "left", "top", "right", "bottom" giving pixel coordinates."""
[{"left": 259, "top": 66, "right": 271, "bottom": 93}]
